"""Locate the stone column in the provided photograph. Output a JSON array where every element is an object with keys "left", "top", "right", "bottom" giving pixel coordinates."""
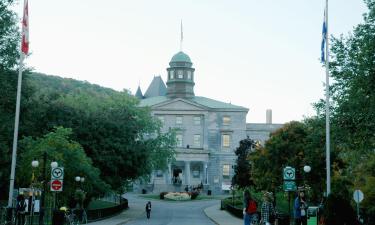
[
  {"left": 203, "top": 162, "right": 208, "bottom": 184},
  {"left": 168, "top": 164, "right": 172, "bottom": 184},
  {"left": 185, "top": 161, "right": 191, "bottom": 185}
]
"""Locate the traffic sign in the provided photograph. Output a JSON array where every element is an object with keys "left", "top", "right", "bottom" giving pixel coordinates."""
[
  {"left": 283, "top": 167, "right": 295, "bottom": 180},
  {"left": 51, "top": 179, "right": 63, "bottom": 192},
  {"left": 353, "top": 189, "right": 364, "bottom": 203},
  {"left": 283, "top": 181, "right": 297, "bottom": 191},
  {"left": 51, "top": 167, "right": 64, "bottom": 180}
]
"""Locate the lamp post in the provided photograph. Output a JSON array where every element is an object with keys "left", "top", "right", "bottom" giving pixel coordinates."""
[
  {"left": 30, "top": 159, "right": 39, "bottom": 225},
  {"left": 37, "top": 153, "right": 58, "bottom": 225}
]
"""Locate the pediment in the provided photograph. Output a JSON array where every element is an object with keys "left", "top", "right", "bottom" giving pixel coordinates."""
[{"left": 153, "top": 98, "right": 207, "bottom": 111}]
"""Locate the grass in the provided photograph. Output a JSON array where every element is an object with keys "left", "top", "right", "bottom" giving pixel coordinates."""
[{"left": 87, "top": 199, "right": 118, "bottom": 210}]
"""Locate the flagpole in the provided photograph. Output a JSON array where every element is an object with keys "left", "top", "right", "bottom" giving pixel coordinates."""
[
  {"left": 180, "top": 20, "right": 183, "bottom": 51},
  {"left": 7, "top": 54, "right": 25, "bottom": 207},
  {"left": 8, "top": 0, "right": 28, "bottom": 207},
  {"left": 324, "top": 0, "right": 331, "bottom": 196}
]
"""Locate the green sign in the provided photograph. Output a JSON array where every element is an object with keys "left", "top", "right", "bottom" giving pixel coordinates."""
[
  {"left": 283, "top": 181, "right": 297, "bottom": 191},
  {"left": 283, "top": 166, "right": 295, "bottom": 180}
]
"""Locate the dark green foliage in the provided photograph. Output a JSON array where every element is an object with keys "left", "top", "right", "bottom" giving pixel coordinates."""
[
  {"left": 324, "top": 194, "right": 358, "bottom": 225},
  {"left": 0, "top": 0, "right": 20, "bottom": 69},
  {"left": 17, "top": 127, "right": 109, "bottom": 205},
  {"left": 232, "top": 137, "right": 256, "bottom": 188},
  {"left": 190, "top": 191, "right": 199, "bottom": 200}
]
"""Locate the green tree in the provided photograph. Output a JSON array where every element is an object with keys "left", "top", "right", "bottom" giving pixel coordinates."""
[
  {"left": 232, "top": 137, "right": 256, "bottom": 189},
  {"left": 0, "top": 0, "right": 20, "bottom": 69},
  {"left": 17, "top": 127, "right": 109, "bottom": 206}
]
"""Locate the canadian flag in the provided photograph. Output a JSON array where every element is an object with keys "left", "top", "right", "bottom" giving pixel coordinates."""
[{"left": 21, "top": 0, "right": 29, "bottom": 55}]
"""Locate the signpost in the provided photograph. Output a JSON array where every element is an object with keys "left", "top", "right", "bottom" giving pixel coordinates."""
[
  {"left": 51, "top": 167, "right": 64, "bottom": 192},
  {"left": 353, "top": 189, "right": 364, "bottom": 220},
  {"left": 283, "top": 166, "right": 296, "bottom": 221}
]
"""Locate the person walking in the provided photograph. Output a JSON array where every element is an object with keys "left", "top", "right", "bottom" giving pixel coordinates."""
[
  {"left": 145, "top": 201, "right": 152, "bottom": 219},
  {"left": 260, "top": 192, "right": 276, "bottom": 225},
  {"left": 294, "top": 191, "right": 308, "bottom": 225},
  {"left": 243, "top": 190, "right": 258, "bottom": 225},
  {"left": 16, "top": 194, "right": 27, "bottom": 225}
]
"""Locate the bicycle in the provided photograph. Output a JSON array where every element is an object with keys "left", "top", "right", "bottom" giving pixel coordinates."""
[{"left": 63, "top": 209, "right": 79, "bottom": 225}]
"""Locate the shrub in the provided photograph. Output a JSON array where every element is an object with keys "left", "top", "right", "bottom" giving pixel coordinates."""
[
  {"left": 190, "top": 191, "right": 199, "bottom": 200},
  {"left": 160, "top": 192, "right": 168, "bottom": 199}
]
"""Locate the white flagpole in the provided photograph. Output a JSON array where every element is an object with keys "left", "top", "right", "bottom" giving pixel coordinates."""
[
  {"left": 324, "top": 0, "right": 331, "bottom": 196},
  {"left": 8, "top": 0, "right": 28, "bottom": 207},
  {"left": 180, "top": 20, "right": 183, "bottom": 51},
  {"left": 7, "top": 54, "right": 25, "bottom": 207}
]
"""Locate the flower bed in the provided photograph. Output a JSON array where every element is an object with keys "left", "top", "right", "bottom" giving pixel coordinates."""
[{"left": 164, "top": 192, "right": 191, "bottom": 201}]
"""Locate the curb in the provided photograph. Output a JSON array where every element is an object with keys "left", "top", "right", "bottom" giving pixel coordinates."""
[{"left": 203, "top": 205, "right": 220, "bottom": 225}]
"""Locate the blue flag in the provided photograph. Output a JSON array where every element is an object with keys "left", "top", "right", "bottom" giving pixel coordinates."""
[{"left": 321, "top": 10, "right": 327, "bottom": 63}]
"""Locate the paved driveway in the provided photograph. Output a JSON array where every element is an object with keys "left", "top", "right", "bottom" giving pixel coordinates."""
[{"left": 124, "top": 194, "right": 219, "bottom": 225}]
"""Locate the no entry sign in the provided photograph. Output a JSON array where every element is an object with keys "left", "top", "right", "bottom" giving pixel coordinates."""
[{"left": 51, "top": 179, "right": 63, "bottom": 192}]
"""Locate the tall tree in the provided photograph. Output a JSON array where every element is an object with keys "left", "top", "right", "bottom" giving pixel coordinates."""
[{"left": 232, "top": 137, "right": 256, "bottom": 189}]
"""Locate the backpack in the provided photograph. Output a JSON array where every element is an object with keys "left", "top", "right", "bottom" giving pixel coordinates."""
[{"left": 246, "top": 199, "right": 257, "bottom": 213}]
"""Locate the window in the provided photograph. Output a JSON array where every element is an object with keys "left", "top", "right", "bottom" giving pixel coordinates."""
[
  {"left": 187, "top": 71, "right": 192, "bottom": 79},
  {"left": 176, "top": 134, "right": 183, "bottom": 147},
  {"left": 193, "top": 134, "right": 201, "bottom": 147},
  {"left": 176, "top": 116, "right": 183, "bottom": 125},
  {"left": 223, "top": 165, "right": 230, "bottom": 178},
  {"left": 156, "top": 170, "right": 163, "bottom": 177},
  {"left": 178, "top": 70, "right": 183, "bottom": 79},
  {"left": 193, "top": 116, "right": 201, "bottom": 125},
  {"left": 222, "top": 134, "right": 230, "bottom": 148},
  {"left": 223, "top": 116, "right": 231, "bottom": 125},
  {"left": 192, "top": 170, "right": 200, "bottom": 178},
  {"left": 157, "top": 116, "right": 164, "bottom": 124},
  {"left": 170, "top": 70, "right": 174, "bottom": 79}
]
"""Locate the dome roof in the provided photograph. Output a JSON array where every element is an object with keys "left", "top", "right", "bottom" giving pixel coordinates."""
[{"left": 170, "top": 51, "right": 192, "bottom": 63}]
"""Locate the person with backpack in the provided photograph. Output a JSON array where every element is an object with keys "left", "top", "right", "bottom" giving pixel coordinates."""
[
  {"left": 243, "top": 190, "right": 257, "bottom": 225},
  {"left": 260, "top": 192, "right": 276, "bottom": 225},
  {"left": 16, "top": 194, "right": 27, "bottom": 225},
  {"left": 145, "top": 201, "right": 152, "bottom": 219}
]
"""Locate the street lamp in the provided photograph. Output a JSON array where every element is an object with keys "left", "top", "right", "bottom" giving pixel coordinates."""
[
  {"left": 75, "top": 176, "right": 81, "bottom": 182},
  {"left": 303, "top": 165, "right": 311, "bottom": 173}
]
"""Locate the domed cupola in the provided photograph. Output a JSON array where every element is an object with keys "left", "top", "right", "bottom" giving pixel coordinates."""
[{"left": 166, "top": 51, "right": 195, "bottom": 98}]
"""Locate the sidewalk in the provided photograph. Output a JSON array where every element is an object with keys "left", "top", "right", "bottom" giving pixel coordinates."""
[{"left": 204, "top": 204, "right": 243, "bottom": 225}]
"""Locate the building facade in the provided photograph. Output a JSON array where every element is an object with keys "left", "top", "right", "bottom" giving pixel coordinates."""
[{"left": 136, "top": 51, "right": 282, "bottom": 194}]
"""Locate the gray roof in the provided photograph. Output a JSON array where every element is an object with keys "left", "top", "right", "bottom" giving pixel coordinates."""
[
  {"left": 139, "top": 95, "right": 248, "bottom": 111},
  {"left": 135, "top": 86, "right": 143, "bottom": 99},
  {"left": 144, "top": 76, "right": 167, "bottom": 98}
]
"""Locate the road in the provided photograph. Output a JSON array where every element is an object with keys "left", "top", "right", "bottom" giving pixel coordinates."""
[{"left": 123, "top": 194, "right": 219, "bottom": 225}]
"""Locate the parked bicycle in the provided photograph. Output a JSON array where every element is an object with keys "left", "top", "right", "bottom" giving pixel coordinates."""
[{"left": 60, "top": 207, "right": 79, "bottom": 225}]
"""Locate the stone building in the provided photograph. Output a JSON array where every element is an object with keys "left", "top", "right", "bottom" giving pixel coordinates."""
[{"left": 136, "top": 51, "right": 282, "bottom": 194}]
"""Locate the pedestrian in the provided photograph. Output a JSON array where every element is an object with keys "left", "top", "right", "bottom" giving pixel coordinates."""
[
  {"left": 16, "top": 194, "right": 27, "bottom": 225},
  {"left": 243, "top": 190, "right": 257, "bottom": 225},
  {"left": 260, "top": 192, "right": 276, "bottom": 225},
  {"left": 294, "top": 191, "right": 308, "bottom": 225},
  {"left": 145, "top": 201, "right": 152, "bottom": 219}
]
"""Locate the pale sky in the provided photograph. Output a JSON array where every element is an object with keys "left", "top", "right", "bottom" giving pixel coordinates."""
[{"left": 14, "top": 0, "right": 367, "bottom": 123}]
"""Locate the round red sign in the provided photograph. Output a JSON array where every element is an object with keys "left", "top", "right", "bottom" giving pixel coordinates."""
[{"left": 51, "top": 179, "right": 62, "bottom": 191}]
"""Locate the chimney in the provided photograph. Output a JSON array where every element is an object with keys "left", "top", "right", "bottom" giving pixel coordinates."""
[{"left": 266, "top": 109, "right": 272, "bottom": 124}]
